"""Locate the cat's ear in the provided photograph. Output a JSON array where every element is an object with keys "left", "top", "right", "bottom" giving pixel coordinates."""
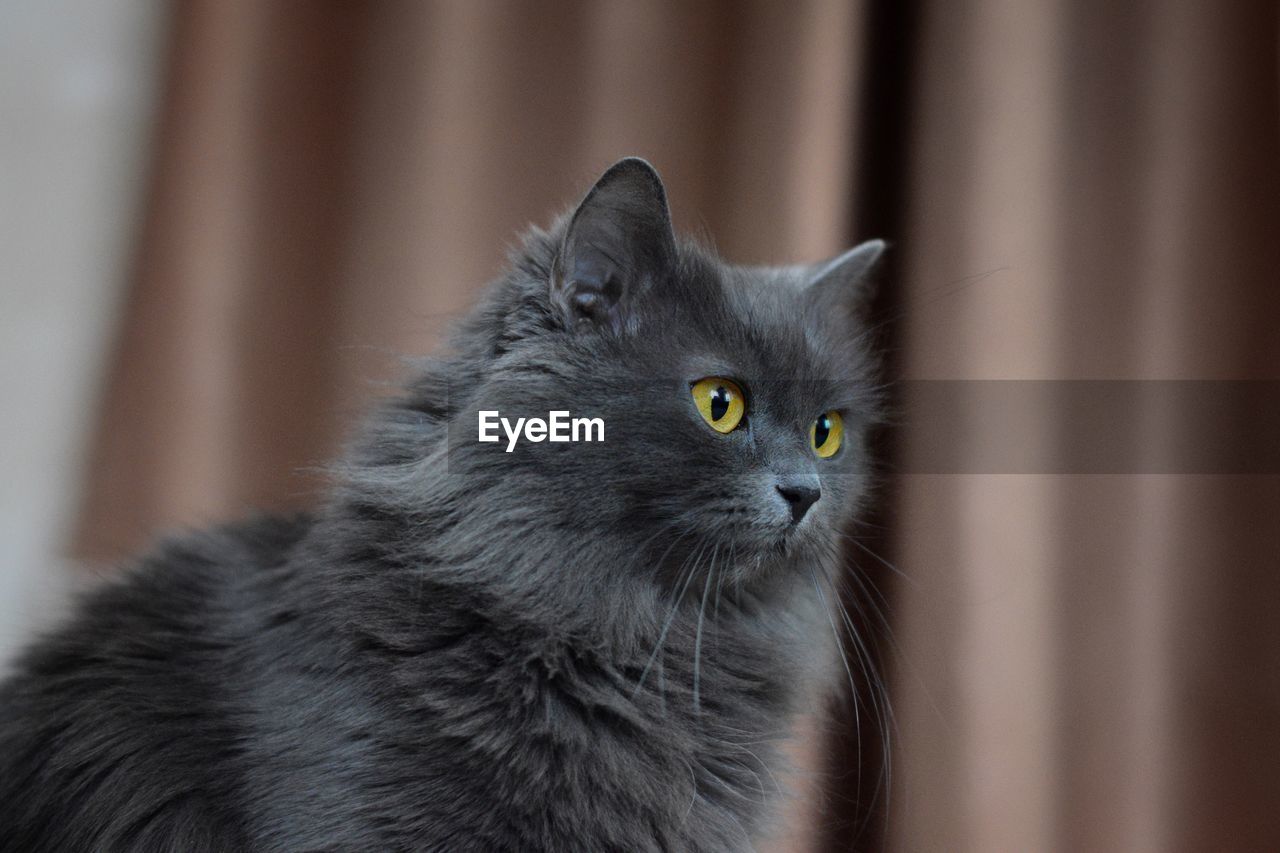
[
  {"left": 551, "top": 158, "right": 676, "bottom": 333},
  {"left": 805, "top": 239, "right": 887, "bottom": 317}
]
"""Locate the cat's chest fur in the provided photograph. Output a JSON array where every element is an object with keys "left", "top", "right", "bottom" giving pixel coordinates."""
[{"left": 241, "top": 564, "right": 827, "bottom": 852}]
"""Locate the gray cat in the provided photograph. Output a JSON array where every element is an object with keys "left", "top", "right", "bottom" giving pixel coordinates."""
[{"left": 0, "top": 158, "right": 885, "bottom": 851}]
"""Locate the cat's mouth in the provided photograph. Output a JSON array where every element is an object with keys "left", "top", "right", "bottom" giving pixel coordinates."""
[
  {"left": 771, "top": 525, "right": 805, "bottom": 557},
  {"left": 769, "top": 517, "right": 830, "bottom": 562}
]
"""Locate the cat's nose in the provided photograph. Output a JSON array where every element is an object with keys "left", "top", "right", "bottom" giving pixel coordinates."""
[{"left": 776, "top": 482, "right": 820, "bottom": 524}]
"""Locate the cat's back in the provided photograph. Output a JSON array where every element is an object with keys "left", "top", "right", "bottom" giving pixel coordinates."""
[{"left": 0, "top": 514, "right": 313, "bottom": 852}]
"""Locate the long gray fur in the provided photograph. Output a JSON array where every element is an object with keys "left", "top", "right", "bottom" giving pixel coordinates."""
[{"left": 0, "top": 158, "right": 884, "bottom": 851}]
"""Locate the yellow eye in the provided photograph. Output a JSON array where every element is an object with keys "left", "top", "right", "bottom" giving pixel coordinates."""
[
  {"left": 691, "top": 377, "right": 745, "bottom": 434},
  {"left": 811, "top": 410, "right": 843, "bottom": 458}
]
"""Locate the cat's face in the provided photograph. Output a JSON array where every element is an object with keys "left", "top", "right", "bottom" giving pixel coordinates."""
[{"left": 453, "top": 159, "right": 883, "bottom": 591}]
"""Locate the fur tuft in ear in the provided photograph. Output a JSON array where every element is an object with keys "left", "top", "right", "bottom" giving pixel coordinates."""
[
  {"left": 551, "top": 158, "right": 676, "bottom": 333},
  {"left": 805, "top": 239, "right": 887, "bottom": 316}
]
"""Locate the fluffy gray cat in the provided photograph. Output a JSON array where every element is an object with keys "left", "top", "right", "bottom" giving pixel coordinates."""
[{"left": 0, "top": 158, "right": 885, "bottom": 851}]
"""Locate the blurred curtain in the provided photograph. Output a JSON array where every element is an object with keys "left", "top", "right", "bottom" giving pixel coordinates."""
[
  {"left": 72, "top": 1, "right": 1280, "bottom": 851},
  {"left": 893, "top": 3, "right": 1280, "bottom": 852}
]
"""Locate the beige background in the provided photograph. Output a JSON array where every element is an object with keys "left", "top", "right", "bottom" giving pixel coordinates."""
[{"left": 3, "top": 2, "right": 1278, "bottom": 851}]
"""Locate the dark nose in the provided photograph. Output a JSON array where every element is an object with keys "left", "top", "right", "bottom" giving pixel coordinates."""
[{"left": 776, "top": 483, "right": 820, "bottom": 524}]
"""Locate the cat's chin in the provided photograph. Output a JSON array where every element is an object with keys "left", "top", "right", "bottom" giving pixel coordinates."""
[
  {"left": 740, "top": 522, "right": 823, "bottom": 566},
  {"left": 779, "top": 521, "right": 839, "bottom": 563}
]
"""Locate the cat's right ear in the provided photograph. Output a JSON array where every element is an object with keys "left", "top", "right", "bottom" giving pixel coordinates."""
[
  {"left": 551, "top": 158, "right": 676, "bottom": 333},
  {"left": 804, "top": 239, "right": 887, "bottom": 318}
]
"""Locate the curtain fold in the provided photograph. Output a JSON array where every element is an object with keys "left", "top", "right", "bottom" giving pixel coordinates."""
[
  {"left": 891, "top": 2, "right": 1280, "bottom": 851},
  {"left": 72, "top": 1, "right": 1280, "bottom": 850}
]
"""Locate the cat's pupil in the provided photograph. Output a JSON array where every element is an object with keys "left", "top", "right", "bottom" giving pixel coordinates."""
[
  {"left": 814, "top": 415, "right": 831, "bottom": 448},
  {"left": 710, "top": 387, "right": 730, "bottom": 421}
]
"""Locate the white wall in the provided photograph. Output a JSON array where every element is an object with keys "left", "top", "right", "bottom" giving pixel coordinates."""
[{"left": 0, "top": 0, "right": 166, "bottom": 667}]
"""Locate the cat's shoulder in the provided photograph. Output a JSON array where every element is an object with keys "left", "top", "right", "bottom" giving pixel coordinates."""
[{"left": 4, "top": 512, "right": 315, "bottom": 681}]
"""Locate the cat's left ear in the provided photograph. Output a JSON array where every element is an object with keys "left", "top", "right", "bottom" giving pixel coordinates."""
[
  {"left": 551, "top": 157, "right": 677, "bottom": 333},
  {"left": 805, "top": 239, "right": 887, "bottom": 316}
]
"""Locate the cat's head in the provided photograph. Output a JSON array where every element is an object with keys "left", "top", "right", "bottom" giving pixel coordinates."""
[{"left": 390, "top": 159, "right": 884, "bottom": 598}]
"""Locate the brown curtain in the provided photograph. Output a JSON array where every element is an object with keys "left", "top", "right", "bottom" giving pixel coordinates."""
[
  {"left": 892, "top": 3, "right": 1280, "bottom": 851},
  {"left": 74, "top": 1, "right": 1280, "bottom": 851}
]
